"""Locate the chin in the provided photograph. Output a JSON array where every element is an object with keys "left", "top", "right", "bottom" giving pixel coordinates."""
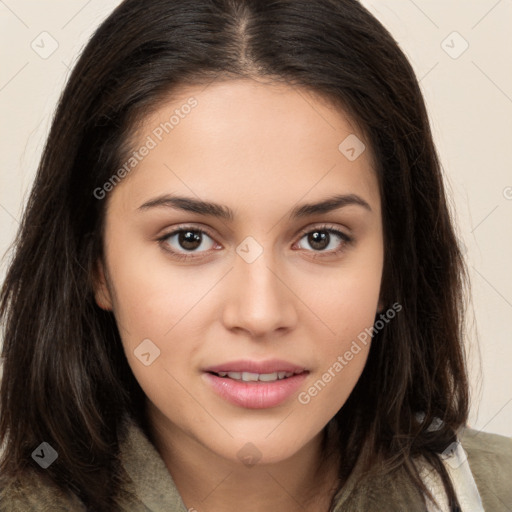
[{"left": 209, "top": 430, "right": 317, "bottom": 468}]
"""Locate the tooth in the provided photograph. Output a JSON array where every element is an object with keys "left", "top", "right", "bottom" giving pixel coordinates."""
[
  {"left": 222, "top": 371, "right": 295, "bottom": 382},
  {"left": 258, "top": 372, "right": 278, "bottom": 382},
  {"left": 242, "top": 372, "right": 259, "bottom": 382}
]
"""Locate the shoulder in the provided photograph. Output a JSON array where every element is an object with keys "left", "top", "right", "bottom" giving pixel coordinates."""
[
  {"left": 0, "top": 470, "right": 87, "bottom": 512},
  {"left": 460, "top": 427, "right": 512, "bottom": 510}
]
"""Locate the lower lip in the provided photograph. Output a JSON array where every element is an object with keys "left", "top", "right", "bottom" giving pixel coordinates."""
[{"left": 203, "top": 372, "right": 308, "bottom": 409}]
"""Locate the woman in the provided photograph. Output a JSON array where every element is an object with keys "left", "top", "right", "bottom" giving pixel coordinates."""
[{"left": 0, "top": 0, "right": 510, "bottom": 510}]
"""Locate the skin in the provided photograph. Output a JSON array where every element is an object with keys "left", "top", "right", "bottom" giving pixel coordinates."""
[{"left": 94, "top": 78, "right": 384, "bottom": 512}]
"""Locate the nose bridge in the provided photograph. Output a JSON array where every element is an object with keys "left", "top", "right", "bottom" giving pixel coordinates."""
[{"left": 222, "top": 237, "right": 297, "bottom": 335}]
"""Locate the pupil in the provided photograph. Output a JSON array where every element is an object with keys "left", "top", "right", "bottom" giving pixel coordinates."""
[
  {"left": 179, "top": 230, "right": 201, "bottom": 250},
  {"left": 309, "top": 231, "right": 328, "bottom": 250}
]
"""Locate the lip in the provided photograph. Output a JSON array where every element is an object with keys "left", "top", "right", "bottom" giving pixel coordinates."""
[
  {"left": 203, "top": 359, "right": 307, "bottom": 374},
  {"left": 202, "top": 359, "right": 309, "bottom": 409}
]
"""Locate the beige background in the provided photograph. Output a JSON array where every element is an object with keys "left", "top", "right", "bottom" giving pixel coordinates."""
[{"left": 1, "top": 1, "right": 511, "bottom": 436}]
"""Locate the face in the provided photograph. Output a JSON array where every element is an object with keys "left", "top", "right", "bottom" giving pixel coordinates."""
[{"left": 94, "top": 78, "right": 384, "bottom": 466}]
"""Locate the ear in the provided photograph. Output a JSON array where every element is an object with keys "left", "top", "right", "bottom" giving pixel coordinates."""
[
  {"left": 376, "top": 299, "right": 385, "bottom": 314},
  {"left": 92, "top": 258, "right": 113, "bottom": 311}
]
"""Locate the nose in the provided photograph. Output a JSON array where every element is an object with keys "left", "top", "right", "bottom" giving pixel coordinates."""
[{"left": 221, "top": 248, "right": 298, "bottom": 338}]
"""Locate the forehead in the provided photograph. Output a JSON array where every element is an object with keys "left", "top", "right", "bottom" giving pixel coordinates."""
[{"left": 108, "top": 78, "right": 380, "bottom": 219}]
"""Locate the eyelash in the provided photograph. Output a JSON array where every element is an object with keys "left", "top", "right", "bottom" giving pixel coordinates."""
[{"left": 157, "top": 224, "right": 353, "bottom": 262}]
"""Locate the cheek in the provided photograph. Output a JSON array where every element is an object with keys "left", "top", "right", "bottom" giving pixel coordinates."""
[
  {"left": 297, "top": 346, "right": 369, "bottom": 425},
  {"left": 305, "top": 251, "right": 383, "bottom": 347},
  {"left": 297, "top": 279, "right": 377, "bottom": 421},
  {"left": 102, "top": 240, "right": 206, "bottom": 397},
  {"left": 105, "top": 236, "right": 208, "bottom": 338},
  {"left": 296, "top": 248, "right": 382, "bottom": 415}
]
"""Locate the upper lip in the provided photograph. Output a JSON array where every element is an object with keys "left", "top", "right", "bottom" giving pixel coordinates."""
[{"left": 204, "top": 359, "right": 307, "bottom": 374}]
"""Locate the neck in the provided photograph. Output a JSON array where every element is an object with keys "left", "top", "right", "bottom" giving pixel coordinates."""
[{"left": 145, "top": 405, "right": 341, "bottom": 512}]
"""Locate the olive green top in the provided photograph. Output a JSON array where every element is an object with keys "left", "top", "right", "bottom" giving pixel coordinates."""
[{"left": 1, "top": 415, "right": 511, "bottom": 511}]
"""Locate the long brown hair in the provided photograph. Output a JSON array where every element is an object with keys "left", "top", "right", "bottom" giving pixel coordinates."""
[{"left": 0, "top": 0, "right": 469, "bottom": 509}]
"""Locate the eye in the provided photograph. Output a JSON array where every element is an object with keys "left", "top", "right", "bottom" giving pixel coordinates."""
[
  {"left": 157, "top": 223, "right": 353, "bottom": 262},
  {"left": 157, "top": 226, "right": 219, "bottom": 260},
  {"left": 295, "top": 225, "right": 353, "bottom": 255}
]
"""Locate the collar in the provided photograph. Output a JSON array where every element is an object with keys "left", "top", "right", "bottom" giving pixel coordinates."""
[{"left": 118, "top": 414, "right": 188, "bottom": 511}]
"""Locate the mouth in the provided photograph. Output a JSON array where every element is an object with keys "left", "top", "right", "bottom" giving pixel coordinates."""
[
  {"left": 202, "top": 359, "right": 309, "bottom": 409},
  {"left": 206, "top": 369, "right": 305, "bottom": 382},
  {"left": 204, "top": 359, "right": 307, "bottom": 376}
]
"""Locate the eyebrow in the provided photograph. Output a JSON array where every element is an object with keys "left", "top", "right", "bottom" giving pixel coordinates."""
[{"left": 137, "top": 193, "right": 372, "bottom": 220}]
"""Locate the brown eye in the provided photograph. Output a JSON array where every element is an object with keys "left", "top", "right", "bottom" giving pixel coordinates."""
[
  {"left": 307, "top": 231, "right": 330, "bottom": 251},
  {"left": 296, "top": 226, "right": 352, "bottom": 254},
  {"left": 159, "top": 227, "right": 217, "bottom": 257},
  {"left": 177, "top": 230, "right": 203, "bottom": 250}
]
